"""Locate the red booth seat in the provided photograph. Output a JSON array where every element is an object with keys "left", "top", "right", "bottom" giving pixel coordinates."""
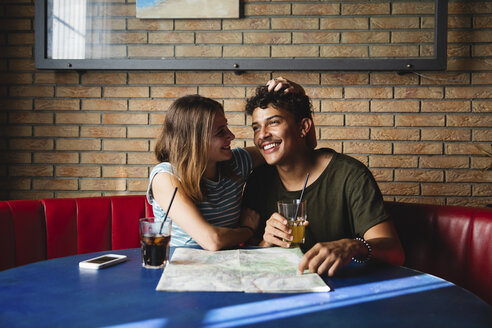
[
  {"left": 0, "top": 196, "right": 153, "bottom": 269},
  {"left": 0, "top": 196, "right": 491, "bottom": 305},
  {"left": 386, "top": 202, "right": 492, "bottom": 306}
]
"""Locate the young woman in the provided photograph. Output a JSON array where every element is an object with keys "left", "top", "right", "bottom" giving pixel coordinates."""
[{"left": 147, "top": 95, "right": 263, "bottom": 251}]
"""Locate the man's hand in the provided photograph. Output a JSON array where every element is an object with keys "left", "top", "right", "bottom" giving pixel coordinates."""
[
  {"left": 298, "top": 239, "right": 365, "bottom": 276},
  {"left": 261, "top": 212, "right": 310, "bottom": 248},
  {"left": 262, "top": 212, "right": 294, "bottom": 248},
  {"left": 266, "top": 76, "right": 306, "bottom": 95}
]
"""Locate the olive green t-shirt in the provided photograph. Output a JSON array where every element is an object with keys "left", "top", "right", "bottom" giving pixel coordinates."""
[{"left": 243, "top": 148, "right": 390, "bottom": 252}]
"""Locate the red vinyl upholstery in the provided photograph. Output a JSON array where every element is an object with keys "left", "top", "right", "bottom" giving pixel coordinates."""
[
  {"left": 386, "top": 202, "right": 492, "bottom": 305},
  {"left": 42, "top": 198, "right": 78, "bottom": 259},
  {"left": 145, "top": 199, "right": 154, "bottom": 218},
  {"left": 7, "top": 200, "right": 47, "bottom": 267},
  {"left": 76, "top": 197, "right": 112, "bottom": 254},
  {"left": 467, "top": 210, "right": 492, "bottom": 305},
  {"left": 385, "top": 202, "right": 435, "bottom": 274},
  {"left": 0, "top": 196, "right": 491, "bottom": 305},
  {"left": 431, "top": 207, "right": 472, "bottom": 286},
  {"left": 111, "top": 196, "right": 146, "bottom": 250},
  {"left": 0, "top": 202, "right": 15, "bottom": 270}
]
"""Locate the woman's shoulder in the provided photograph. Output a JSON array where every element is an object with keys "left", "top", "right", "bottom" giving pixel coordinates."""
[
  {"left": 231, "top": 147, "right": 249, "bottom": 159},
  {"left": 150, "top": 162, "right": 174, "bottom": 176},
  {"left": 229, "top": 148, "right": 254, "bottom": 177}
]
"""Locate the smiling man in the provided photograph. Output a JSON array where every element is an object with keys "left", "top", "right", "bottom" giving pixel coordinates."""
[{"left": 243, "top": 78, "right": 405, "bottom": 276}]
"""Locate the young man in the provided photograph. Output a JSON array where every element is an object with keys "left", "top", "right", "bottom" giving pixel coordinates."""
[{"left": 243, "top": 78, "right": 405, "bottom": 276}]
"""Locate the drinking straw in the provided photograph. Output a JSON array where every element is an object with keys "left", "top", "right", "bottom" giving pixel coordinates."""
[
  {"left": 159, "top": 187, "right": 178, "bottom": 234},
  {"left": 294, "top": 173, "right": 310, "bottom": 220}
]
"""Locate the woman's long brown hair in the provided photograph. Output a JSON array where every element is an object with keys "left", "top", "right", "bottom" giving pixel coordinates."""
[{"left": 154, "top": 95, "right": 223, "bottom": 201}]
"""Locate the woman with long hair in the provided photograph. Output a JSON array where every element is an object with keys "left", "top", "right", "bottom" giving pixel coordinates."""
[{"left": 147, "top": 94, "right": 263, "bottom": 251}]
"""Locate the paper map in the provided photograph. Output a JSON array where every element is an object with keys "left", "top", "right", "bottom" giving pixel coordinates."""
[{"left": 156, "top": 247, "right": 331, "bottom": 293}]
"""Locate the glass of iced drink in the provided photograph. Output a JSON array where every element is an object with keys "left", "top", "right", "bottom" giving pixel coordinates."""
[
  {"left": 277, "top": 200, "right": 306, "bottom": 247},
  {"left": 139, "top": 217, "right": 171, "bottom": 269}
]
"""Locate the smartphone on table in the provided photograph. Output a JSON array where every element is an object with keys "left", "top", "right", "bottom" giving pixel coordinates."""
[{"left": 79, "top": 254, "right": 127, "bottom": 269}]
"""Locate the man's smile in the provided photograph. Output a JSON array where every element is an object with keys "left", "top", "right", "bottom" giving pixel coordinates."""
[{"left": 261, "top": 142, "right": 281, "bottom": 152}]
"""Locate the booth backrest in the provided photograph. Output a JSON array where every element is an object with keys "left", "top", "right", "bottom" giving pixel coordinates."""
[
  {"left": 0, "top": 196, "right": 491, "bottom": 305},
  {"left": 386, "top": 202, "right": 492, "bottom": 306},
  {"left": 0, "top": 196, "right": 153, "bottom": 269}
]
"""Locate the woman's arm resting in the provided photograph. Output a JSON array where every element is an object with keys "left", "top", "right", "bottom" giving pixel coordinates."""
[{"left": 152, "top": 172, "right": 253, "bottom": 251}]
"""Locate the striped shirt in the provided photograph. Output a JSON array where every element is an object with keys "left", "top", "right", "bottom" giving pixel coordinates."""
[{"left": 146, "top": 148, "right": 253, "bottom": 247}]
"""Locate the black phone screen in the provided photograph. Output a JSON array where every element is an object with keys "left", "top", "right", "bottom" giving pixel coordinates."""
[{"left": 86, "top": 256, "right": 118, "bottom": 264}]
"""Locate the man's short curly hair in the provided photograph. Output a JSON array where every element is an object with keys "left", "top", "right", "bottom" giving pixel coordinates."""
[{"left": 245, "top": 86, "right": 313, "bottom": 122}]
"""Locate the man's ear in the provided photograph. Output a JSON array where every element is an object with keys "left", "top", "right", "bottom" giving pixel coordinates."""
[{"left": 300, "top": 117, "right": 317, "bottom": 149}]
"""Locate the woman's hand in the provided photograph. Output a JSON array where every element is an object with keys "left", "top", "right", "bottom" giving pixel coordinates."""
[
  {"left": 266, "top": 76, "right": 306, "bottom": 95},
  {"left": 239, "top": 208, "right": 260, "bottom": 232}
]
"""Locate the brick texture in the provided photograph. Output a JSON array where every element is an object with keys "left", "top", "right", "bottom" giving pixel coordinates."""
[{"left": 0, "top": 1, "right": 491, "bottom": 205}]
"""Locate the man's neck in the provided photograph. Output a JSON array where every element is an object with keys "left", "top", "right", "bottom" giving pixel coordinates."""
[
  {"left": 276, "top": 150, "right": 316, "bottom": 192},
  {"left": 276, "top": 149, "right": 333, "bottom": 192}
]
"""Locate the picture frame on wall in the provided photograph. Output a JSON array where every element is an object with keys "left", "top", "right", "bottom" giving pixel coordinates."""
[
  {"left": 136, "top": 0, "right": 240, "bottom": 19},
  {"left": 35, "top": 0, "right": 448, "bottom": 71}
]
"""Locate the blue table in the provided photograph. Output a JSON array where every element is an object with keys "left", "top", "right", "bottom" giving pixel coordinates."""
[{"left": 1, "top": 248, "right": 491, "bottom": 327}]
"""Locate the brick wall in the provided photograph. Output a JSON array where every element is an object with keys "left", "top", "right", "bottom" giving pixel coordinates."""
[{"left": 1, "top": 0, "right": 491, "bottom": 206}]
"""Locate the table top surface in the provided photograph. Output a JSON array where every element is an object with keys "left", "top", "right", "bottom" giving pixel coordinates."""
[{"left": 1, "top": 248, "right": 491, "bottom": 328}]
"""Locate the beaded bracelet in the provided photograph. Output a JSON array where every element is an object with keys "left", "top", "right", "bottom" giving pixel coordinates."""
[{"left": 352, "top": 237, "right": 372, "bottom": 263}]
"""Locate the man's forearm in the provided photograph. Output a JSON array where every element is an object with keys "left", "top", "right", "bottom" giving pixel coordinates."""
[{"left": 366, "top": 237, "right": 405, "bottom": 266}]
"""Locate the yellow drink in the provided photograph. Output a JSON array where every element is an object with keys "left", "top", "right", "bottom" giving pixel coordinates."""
[
  {"left": 290, "top": 220, "right": 306, "bottom": 245},
  {"left": 277, "top": 199, "right": 307, "bottom": 248}
]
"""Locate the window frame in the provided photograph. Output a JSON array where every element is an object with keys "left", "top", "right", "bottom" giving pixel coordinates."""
[{"left": 35, "top": 0, "right": 448, "bottom": 72}]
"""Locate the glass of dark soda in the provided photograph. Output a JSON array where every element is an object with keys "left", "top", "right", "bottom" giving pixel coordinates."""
[{"left": 139, "top": 217, "right": 171, "bottom": 269}]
